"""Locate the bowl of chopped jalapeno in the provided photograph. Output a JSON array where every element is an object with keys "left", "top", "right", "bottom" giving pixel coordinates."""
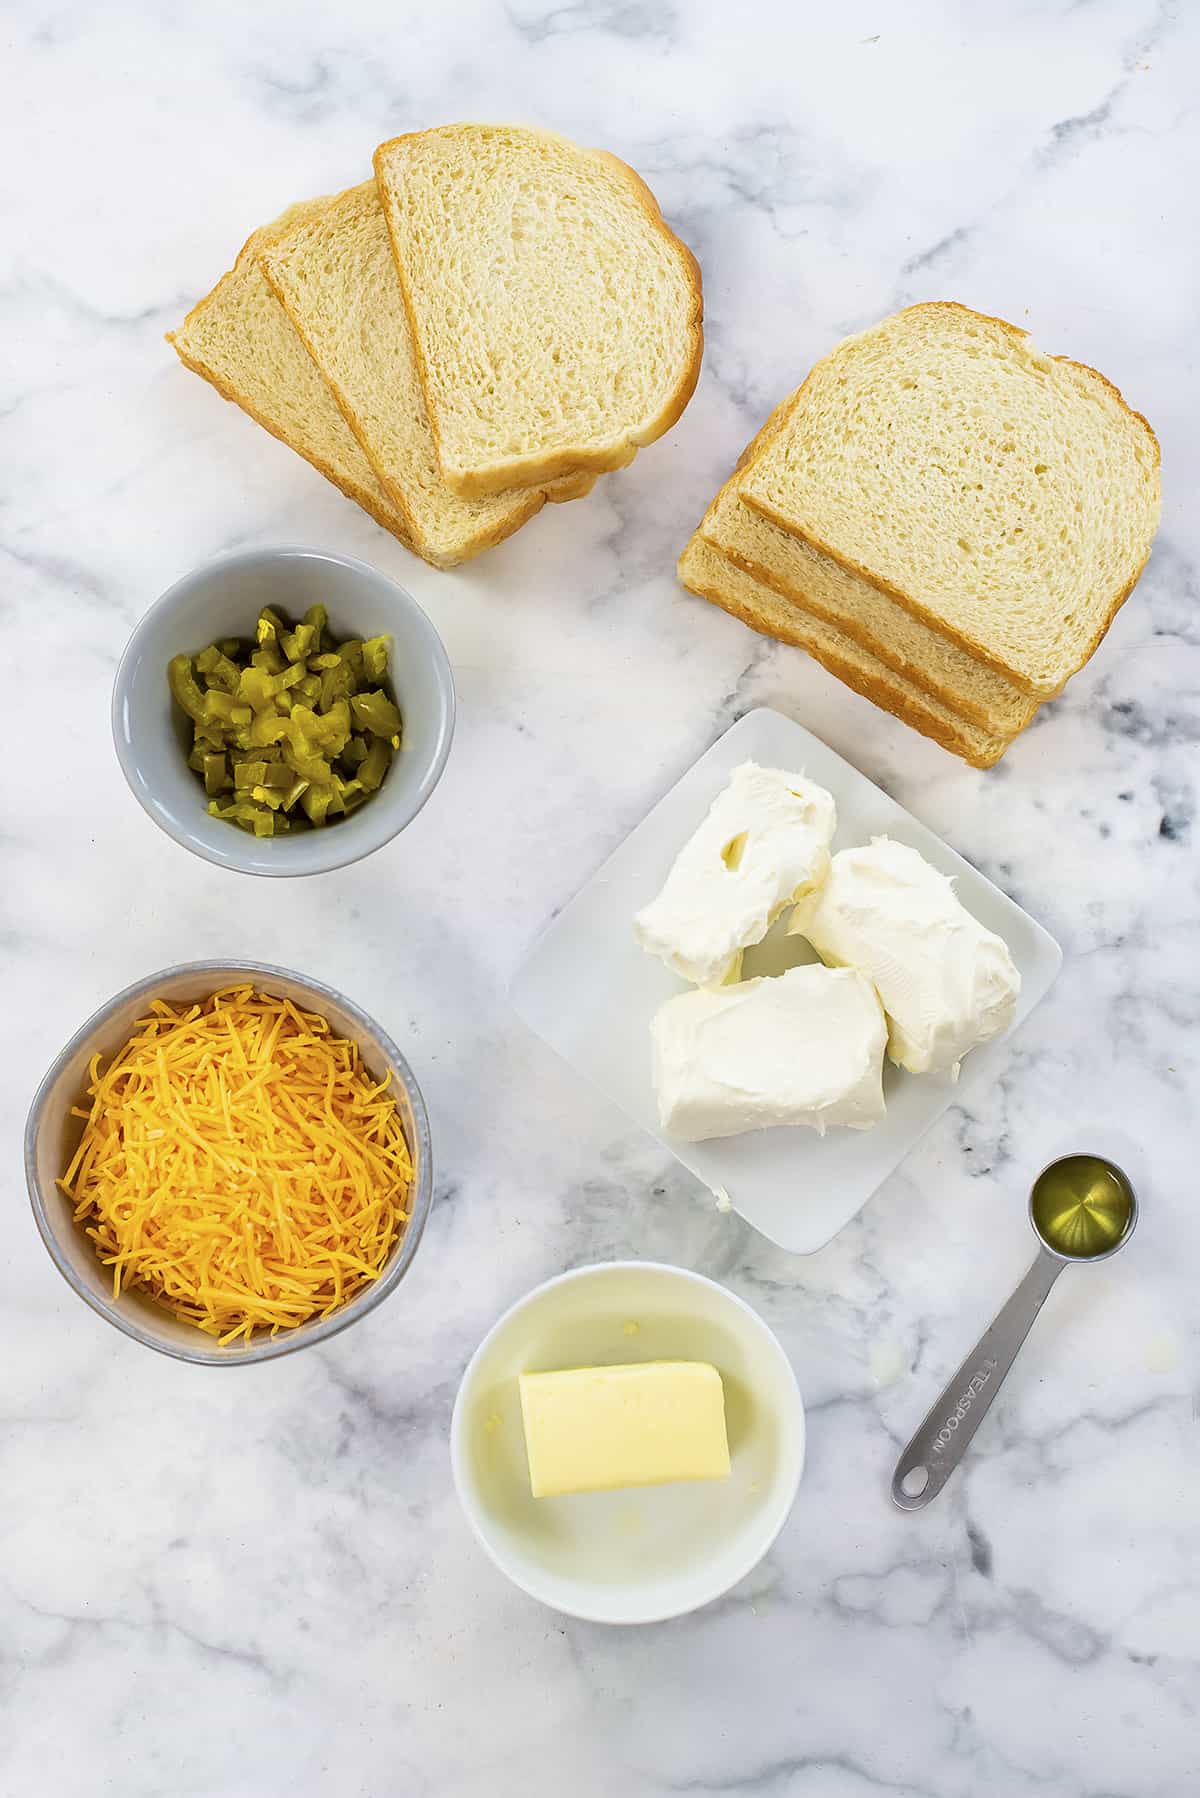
[{"left": 113, "top": 546, "right": 455, "bottom": 876}]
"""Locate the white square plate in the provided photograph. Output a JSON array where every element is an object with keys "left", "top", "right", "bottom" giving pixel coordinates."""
[{"left": 511, "top": 708, "right": 1062, "bottom": 1253}]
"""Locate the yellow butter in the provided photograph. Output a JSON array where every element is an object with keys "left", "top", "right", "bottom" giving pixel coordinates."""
[{"left": 518, "top": 1361, "right": 731, "bottom": 1498}]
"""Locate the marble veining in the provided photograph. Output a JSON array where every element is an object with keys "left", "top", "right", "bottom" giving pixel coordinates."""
[{"left": 3, "top": 2, "right": 1198, "bottom": 1794}]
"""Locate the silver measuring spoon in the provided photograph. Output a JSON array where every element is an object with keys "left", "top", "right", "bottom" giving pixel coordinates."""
[{"left": 891, "top": 1154, "right": 1137, "bottom": 1511}]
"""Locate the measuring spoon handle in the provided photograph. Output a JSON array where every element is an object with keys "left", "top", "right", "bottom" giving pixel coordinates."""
[{"left": 892, "top": 1248, "right": 1064, "bottom": 1510}]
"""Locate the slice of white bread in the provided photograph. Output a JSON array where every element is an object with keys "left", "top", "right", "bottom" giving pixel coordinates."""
[
  {"left": 167, "top": 201, "right": 412, "bottom": 548},
  {"left": 373, "top": 124, "right": 703, "bottom": 499},
  {"left": 740, "top": 303, "right": 1161, "bottom": 698},
  {"left": 678, "top": 535, "right": 1018, "bottom": 769},
  {"left": 698, "top": 431, "right": 1037, "bottom": 737},
  {"left": 260, "top": 183, "right": 595, "bottom": 570}
]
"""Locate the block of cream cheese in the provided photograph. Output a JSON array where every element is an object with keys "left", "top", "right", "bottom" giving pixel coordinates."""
[
  {"left": 791, "top": 837, "right": 1021, "bottom": 1075},
  {"left": 518, "top": 1361, "right": 730, "bottom": 1498},
  {"left": 634, "top": 761, "right": 836, "bottom": 987},
  {"left": 651, "top": 962, "right": 887, "bottom": 1141}
]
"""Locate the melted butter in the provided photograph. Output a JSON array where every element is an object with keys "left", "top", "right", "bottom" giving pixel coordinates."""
[{"left": 1031, "top": 1156, "right": 1133, "bottom": 1259}]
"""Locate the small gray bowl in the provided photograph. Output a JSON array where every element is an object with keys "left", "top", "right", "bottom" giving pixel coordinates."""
[
  {"left": 112, "top": 546, "right": 455, "bottom": 877},
  {"left": 25, "top": 960, "right": 434, "bottom": 1366}
]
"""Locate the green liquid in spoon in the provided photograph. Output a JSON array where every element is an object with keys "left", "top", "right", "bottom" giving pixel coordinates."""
[{"left": 1030, "top": 1155, "right": 1133, "bottom": 1259}]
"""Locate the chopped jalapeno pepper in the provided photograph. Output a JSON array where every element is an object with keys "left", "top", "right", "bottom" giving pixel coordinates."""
[{"left": 168, "top": 605, "right": 399, "bottom": 834}]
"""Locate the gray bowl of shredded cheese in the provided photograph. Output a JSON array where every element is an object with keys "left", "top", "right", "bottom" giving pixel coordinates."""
[{"left": 25, "top": 960, "right": 434, "bottom": 1364}]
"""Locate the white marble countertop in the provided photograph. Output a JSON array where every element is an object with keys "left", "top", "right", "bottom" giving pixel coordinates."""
[{"left": 4, "top": 3, "right": 1198, "bottom": 1794}]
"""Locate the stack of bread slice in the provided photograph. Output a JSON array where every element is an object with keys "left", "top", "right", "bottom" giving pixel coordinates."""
[
  {"left": 169, "top": 125, "right": 702, "bottom": 568},
  {"left": 680, "top": 303, "right": 1161, "bottom": 766}
]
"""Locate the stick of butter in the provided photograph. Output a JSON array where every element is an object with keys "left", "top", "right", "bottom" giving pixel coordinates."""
[{"left": 518, "top": 1361, "right": 731, "bottom": 1498}]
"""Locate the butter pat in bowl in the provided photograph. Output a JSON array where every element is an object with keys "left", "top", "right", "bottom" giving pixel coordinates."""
[
  {"left": 451, "top": 1262, "right": 804, "bottom": 1624},
  {"left": 519, "top": 1360, "right": 731, "bottom": 1498}
]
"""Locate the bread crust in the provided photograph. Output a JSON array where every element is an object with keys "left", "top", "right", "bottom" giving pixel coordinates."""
[
  {"left": 695, "top": 406, "right": 1036, "bottom": 733},
  {"left": 167, "top": 218, "right": 415, "bottom": 550},
  {"left": 373, "top": 125, "right": 703, "bottom": 499},
  {"left": 167, "top": 332, "right": 411, "bottom": 547},
  {"left": 257, "top": 182, "right": 594, "bottom": 569},
  {"left": 702, "top": 517, "right": 1037, "bottom": 733},
  {"left": 678, "top": 537, "right": 1016, "bottom": 769},
  {"left": 740, "top": 301, "right": 1161, "bottom": 699}
]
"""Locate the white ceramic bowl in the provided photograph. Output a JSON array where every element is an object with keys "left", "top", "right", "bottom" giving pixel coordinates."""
[
  {"left": 450, "top": 1262, "right": 804, "bottom": 1624},
  {"left": 112, "top": 545, "right": 455, "bottom": 877}
]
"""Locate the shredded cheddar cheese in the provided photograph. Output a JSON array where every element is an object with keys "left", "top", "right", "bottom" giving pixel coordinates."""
[{"left": 60, "top": 986, "right": 413, "bottom": 1345}]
